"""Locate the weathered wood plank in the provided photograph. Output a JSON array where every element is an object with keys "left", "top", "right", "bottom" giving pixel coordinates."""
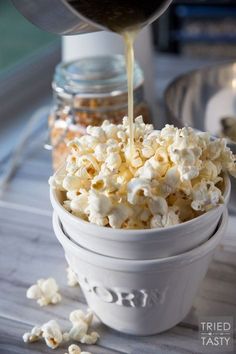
[{"left": 0, "top": 145, "right": 52, "bottom": 210}]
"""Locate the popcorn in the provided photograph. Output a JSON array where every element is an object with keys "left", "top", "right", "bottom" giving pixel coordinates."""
[
  {"left": 26, "top": 278, "right": 61, "bottom": 306},
  {"left": 150, "top": 208, "right": 179, "bottom": 228},
  {"left": 23, "top": 321, "right": 65, "bottom": 349},
  {"left": 150, "top": 214, "right": 162, "bottom": 228},
  {"left": 69, "top": 309, "right": 99, "bottom": 345},
  {"left": 66, "top": 344, "right": 82, "bottom": 354},
  {"left": 48, "top": 171, "right": 65, "bottom": 191},
  {"left": 69, "top": 320, "right": 88, "bottom": 341},
  {"left": 67, "top": 267, "right": 79, "bottom": 287},
  {"left": 141, "top": 145, "right": 154, "bottom": 158},
  {"left": 87, "top": 125, "right": 106, "bottom": 141},
  {"left": 80, "top": 331, "right": 100, "bottom": 345},
  {"left": 69, "top": 193, "right": 88, "bottom": 218},
  {"left": 65, "top": 346, "right": 92, "bottom": 354},
  {"left": 127, "top": 178, "right": 152, "bottom": 204},
  {"left": 191, "top": 181, "right": 222, "bottom": 211},
  {"left": 172, "top": 195, "right": 195, "bottom": 222},
  {"left": 156, "top": 167, "right": 181, "bottom": 198},
  {"left": 108, "top": 203, "right": 133, "bottom": 229},
  {"left": 162, "top": 208, "right": 180, "bottom": 227},
  {"left": 168, "top": 127, "right": 202, "bottom": 181},
  {"left": 69, "top": 309, "right": 93, "bottom": 326},
  {"left": 22, "top": 309, "right": 98, "bottom": 351},
  {"left": 199, "top": 161, "right": 219, "bottom": 181},
  {"left": 106, "top": 152, "right": 122, "bottom": 171},
  {"left": 87, "top": 190, "right": 112, "bottom": 217},
  {"left": 41, "top": 320, "right": 63, "bottom": 349},
  {"left": 50, "top": 117, "right": 236, "bottom": 229},
  {"left": 148, "top": 197, "right": 168, "bottom": 216},
  {"left": 23, "top": 326, "right": 42, "bottom": 343},
  {"left": 205, "top": 139, "right": 226, "bottom": 160}
]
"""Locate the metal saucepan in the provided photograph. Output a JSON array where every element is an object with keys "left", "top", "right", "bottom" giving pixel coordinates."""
[{"left": 11, "top": 0, "right": 173, "bottom": 36}]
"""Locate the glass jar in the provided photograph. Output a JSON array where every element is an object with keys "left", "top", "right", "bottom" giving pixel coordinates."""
[{"left": 49, "top": 55, "right": 151, "bottom": 170}]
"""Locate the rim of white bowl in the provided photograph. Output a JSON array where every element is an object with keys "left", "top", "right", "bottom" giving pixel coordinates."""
[
  {"left": 50, "top": 173, "right": 230, "bottom": 239},
  {"left": 53, "top": 209, "right": 228, "bottom": 271}
]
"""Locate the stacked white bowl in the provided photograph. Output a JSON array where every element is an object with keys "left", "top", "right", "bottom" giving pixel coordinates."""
[{"left": 50, "top": 175, "right": 230, "bottom": 335}]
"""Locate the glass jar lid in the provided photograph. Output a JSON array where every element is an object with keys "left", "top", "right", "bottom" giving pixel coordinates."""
[{"left": 53, "top": 54, "right": 144, "bottom": 97}]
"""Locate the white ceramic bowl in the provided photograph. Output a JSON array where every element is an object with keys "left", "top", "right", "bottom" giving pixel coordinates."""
[
  {"left": 50, "top": 175, "right": 230, "bottom": 260},
  {"left": 53, "top": 210, "right": 228, "bottom": 335}
]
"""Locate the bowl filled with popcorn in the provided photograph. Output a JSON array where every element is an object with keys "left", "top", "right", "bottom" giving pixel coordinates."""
[
  {"left": 49, "top": 117, "right": 236, "bottom": 335},
  {"left": 50, "top": 117, "right": 233, "bottom": 260}
]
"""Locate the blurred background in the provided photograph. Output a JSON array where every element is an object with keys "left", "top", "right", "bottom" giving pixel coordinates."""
[
  {"left": 0, "top": 2, "right": 57, "bottom": 72},
  {"left": 2, "top": 0, "right": 236, "bottom": 74},
  {"left": 0, "top": 1, "right": 60, "bottom": 162},
  {"left": 154, "top": 0, "right": 236, "bottom": 58},
  {"left": 0, "top": 0, "right": 236, "bottom": 193}
]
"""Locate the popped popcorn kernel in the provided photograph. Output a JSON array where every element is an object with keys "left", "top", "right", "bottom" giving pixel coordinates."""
[
  {"left": 41, "top": 320, "right": 63, "bottom": 349},
  {"left": 69, "top": 321, "right": 88, "bottom": 341},
  {"left": 80, "top": 331, "right": 100, "bottom": 345},
  {"left": 50, "top": 117, "right": 236, "bottom": 229},
  {"left": 23, "top": 321, "right": 65, "bottom": 349},
  {"left": 65, "top": 349, "right": 92, "bottom": 354},
  {"left": 66, "top": 344, "right": 81, "bottom": 354},
  {"left": 67, "top": 309, "right": 99, "bottom": 346},
  {"left": 67, "top": 267, "right": 79, "bottom": 287},
  {"left": 26, "top": 278, "right": 61, "bottom": 307},
  {"left": 23, "top": 326, "right": 42, "bottom": 343},
  {"left": 191, "top": 180, "right": 222, "bottom": 211}
]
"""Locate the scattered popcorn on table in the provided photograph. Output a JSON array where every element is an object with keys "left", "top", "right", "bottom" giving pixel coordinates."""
[
  {"left": 69, "top": 309, "right": 93, "bottom": 328},
  {"left": 41, "top": 320, "right": 63, "bottom": 349},
  {"left": 65, "top": 344, "right": 82, "bottom": 354},
  {"left": 23, "top": 326, "right": 42, "bottom": 343},
  {"left": 69, "top": 309, "right": 99, "bottom": 345},
  {"left": 64, "top": 344, "right": 92, "bottom": 354},
  {"left": 22, "top": 309, "right": 98, "bottom": 350},
  {"left": 67, "top": 267, "right": 79, "bottom": 287},
  {"left": 23, "top": 321, "right": 68, "bottom": 349},
  {"left": 80, "top": 331, "right": 100, "bottom": 345},
  {"left": 50, "top": 117, "right": 236, "bottom": 229},
  {"left": 26, "top": 278, "right": 62, "bottom": 306},
  {"left": 69, "top": 320, "right": 88, "bottom": 342}
]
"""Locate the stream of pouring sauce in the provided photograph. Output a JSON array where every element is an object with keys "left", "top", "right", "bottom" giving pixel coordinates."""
[
  {"left": 123, "top": 31, "right": 137, "bottom": 157},
  {"left": 67, "top": 0, "right": 172, "bottom": 157}
]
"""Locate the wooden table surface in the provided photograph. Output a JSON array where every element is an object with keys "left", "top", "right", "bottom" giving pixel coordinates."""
[{"left": 0, "top": 55, "right": 236, "bottom": 354}]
